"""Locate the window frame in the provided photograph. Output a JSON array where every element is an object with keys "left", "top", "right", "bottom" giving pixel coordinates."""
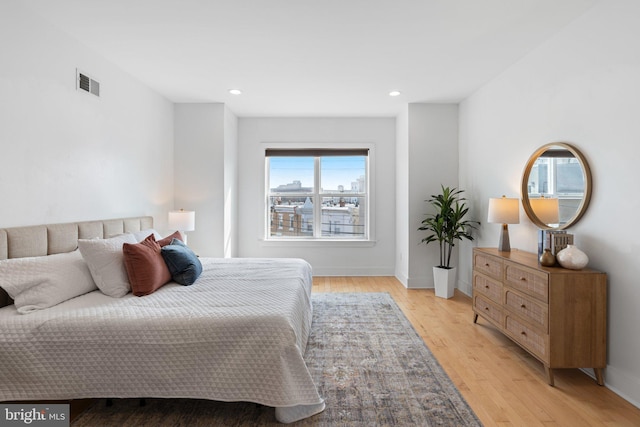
[{"left": 264, "top": 143, "right": 375, "bottom": 245}]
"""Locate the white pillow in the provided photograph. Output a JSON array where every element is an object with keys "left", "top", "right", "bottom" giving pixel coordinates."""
[
  {"left": 78, "top": 233, "right": 137, "bottom": 297},
  {"left": 131, "top": 228, "right": 161, "bottom": 243},
  {"left": 0, "top": 250, "right": 97, "bottom": 314}
]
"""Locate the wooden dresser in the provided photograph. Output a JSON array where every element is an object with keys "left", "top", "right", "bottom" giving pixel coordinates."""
[{"left": 472, "top": 247, "right": 607, "bottom": 386}]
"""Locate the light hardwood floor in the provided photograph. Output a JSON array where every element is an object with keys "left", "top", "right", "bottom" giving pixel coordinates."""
[{"left": 313, "top": 276, "right": 640, "bottom": 427}]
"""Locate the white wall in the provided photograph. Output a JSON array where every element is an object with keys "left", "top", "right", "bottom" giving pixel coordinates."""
[
  {"left": 395, "top": 107, "right": 410, "bottom": 283},
  {"left": 174, "top": 104, "right": 227, "bottom": 257},
  {"left": 407, "top": 104, "right": 460, "bottom": 289},
  {"left": 396, "top": 104, "right": 461, "bottom": 289},
  {"left": 237, "top": 118, "right": 396, "bottom": 276},
  {"left": 173, "top": 103, "right": 238, "bottom": 258},
  {"left": 0, "top": 1, "right": 174, "bottom": 229},
  {"left": 224, "top": 106, "right": 239, "bottom": 258},
  {"left": 459, "top": 0, "right": 640, "bottom": 407}
]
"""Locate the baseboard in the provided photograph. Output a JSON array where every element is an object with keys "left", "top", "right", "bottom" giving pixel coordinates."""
[
  {"left": 456, "top": 278, "right": 472, "bottom": 297},
  {"left": 312, "top": 266, "right": 395, "bottom": 276},
  {"left": 403, "top": 277, "right": 473, "bottom": 293},
  {"left": 406, "top": 275, "right": 431, "bottom": 289},
  {"left": 598, "top": 365, "right": 640, "bottom": 409},
  {"left": 395, "top": 272, "right": 408, "bottom": 288}
]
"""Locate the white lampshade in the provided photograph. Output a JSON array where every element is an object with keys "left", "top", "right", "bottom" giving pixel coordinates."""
[
  {"left": 530, "top": 197, "right": 560, "bottom": 224},
  {"left": 168, "top": 210, "right": 195, "bottom": 232},
  {"left": 487, "top": 197, "right": 520, "bottom": 224},
  {"left": 487, "top": 196, "right": 519, "bottom": 252}
]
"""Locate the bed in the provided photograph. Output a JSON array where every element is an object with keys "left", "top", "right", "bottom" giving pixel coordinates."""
[{"left": 0, "top": 216, "right": 325, "bottom": 423}]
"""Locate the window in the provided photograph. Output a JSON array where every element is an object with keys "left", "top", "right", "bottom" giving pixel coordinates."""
[{"left": 266, "top": 148, "right": 369, "bottom": 240}]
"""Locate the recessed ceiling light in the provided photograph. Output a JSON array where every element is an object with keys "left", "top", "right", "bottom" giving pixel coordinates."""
[
  {"left": 229, "top": 89, "right": 242, "bottom": 95},
  {"left": 389, "top": 91, "right": 401, "bottom": 97}
]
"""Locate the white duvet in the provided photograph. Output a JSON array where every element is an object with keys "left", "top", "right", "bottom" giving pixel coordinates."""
[{"left": 0, "top": 258, "right": 325, "bottom": 423}]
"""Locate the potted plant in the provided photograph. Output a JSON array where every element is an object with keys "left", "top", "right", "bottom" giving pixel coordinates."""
[{"left": 418, "top": 185, "right": 479, "bottom": 298}]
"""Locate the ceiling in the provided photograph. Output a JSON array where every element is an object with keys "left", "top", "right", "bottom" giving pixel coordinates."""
[{"left": 23, "top": 0, "right": 597, "bottom": 117}]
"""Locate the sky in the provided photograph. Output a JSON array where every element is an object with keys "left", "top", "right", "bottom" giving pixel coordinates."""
[{"left": 269, "top": 156, "right": 366, "bottom": 192}]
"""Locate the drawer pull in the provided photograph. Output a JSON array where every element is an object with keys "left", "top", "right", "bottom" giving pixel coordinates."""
[
  {"left": 484, "top": 307, "right": 490, "bottom": 311},
  {"left": 520, "top": 304, "right": 526, "bottom": 309},
  {"left": 520, "top": 277, "right": 527, "bottom": 281},
  {"left": 485, "top": 285, "right": 490, "bottom": 289},
  {"left": 485, "top": 263, "right": 490, "bottom": 267},
  {"left": 521, "top": 331, "right": 527, "bottom": 336}
]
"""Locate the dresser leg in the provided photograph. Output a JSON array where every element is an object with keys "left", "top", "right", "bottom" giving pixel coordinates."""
[
  {"left": 473, "top": 313, "right": 478, "bottom": 323},
  {"left": 594, "top": 368, "right": 605, "bottom": 386},
  {"left": 545, "top": 365, "right": 555, "bottom": 386}
]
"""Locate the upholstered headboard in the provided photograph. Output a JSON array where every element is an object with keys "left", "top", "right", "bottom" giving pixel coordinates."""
[{"left": 0, "top": 216, "right": 153, "bottom": 308}]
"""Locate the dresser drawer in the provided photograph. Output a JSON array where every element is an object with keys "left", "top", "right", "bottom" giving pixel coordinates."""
[
  {"left": 474, "top": 294, "right": 503, "bottom": 326},
  {"left": 474, "top": 252, "right": 503, "bottom": 280},
  {"left": 504, "top": 261, "right": 549, "bottom": 302},
  {"left": 504, "top": 289, "right": 548, "bottom": 333},
  {"left": 505, "top": 313, "right": 549, "bottom": 362},
  {"left": 473, "top": 272, "right": 502, "bottom": 303}
]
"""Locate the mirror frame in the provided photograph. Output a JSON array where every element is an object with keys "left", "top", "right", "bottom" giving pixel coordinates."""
[{"left": 521, "top": 142, "right": 592, "bottom": 230}]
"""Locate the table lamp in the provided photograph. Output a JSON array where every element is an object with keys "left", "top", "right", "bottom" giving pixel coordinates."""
[
  {"left": 487, "top": 196, "right": 519, "bottom": 252},
  {"left": 168, "top": 209, "right": 195, "bottom": 244}
]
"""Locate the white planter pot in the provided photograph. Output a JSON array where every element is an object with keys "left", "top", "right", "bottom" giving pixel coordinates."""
[{"left": 433, "top": 266, "right": 456, "bottom": 299}]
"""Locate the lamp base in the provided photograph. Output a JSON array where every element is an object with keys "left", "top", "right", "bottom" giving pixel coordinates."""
[
  {"left": 175, "top": 231, "right": 187, "bottom": 245},
  {"left": 498, "top": 224, "right": 511, "bottom": 252}
]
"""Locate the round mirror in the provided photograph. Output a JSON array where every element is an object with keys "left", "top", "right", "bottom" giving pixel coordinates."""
[{"left": 521, "top": 142, "right": 592, "bottom": 229}]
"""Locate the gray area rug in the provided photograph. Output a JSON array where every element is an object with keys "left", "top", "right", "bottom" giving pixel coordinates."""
[{"left": 72, "top": 292, "right": 481, "bottom": 426}]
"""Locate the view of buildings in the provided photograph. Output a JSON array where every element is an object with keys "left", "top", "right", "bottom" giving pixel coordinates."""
[{"left": 269, "top": 178, "right": 366, "bottom": 238}]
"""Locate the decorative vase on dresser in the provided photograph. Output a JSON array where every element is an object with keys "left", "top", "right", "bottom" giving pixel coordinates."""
[
  {"left": 472, "top": 247, "right": 607, "bottom": 386},
  {"left": 556, "top": 244, "right": 589, "bottom": 270}
]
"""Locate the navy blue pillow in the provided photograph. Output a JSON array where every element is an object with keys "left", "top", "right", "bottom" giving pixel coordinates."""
[{"left": 160, "top": 238, "right": 202, "bottom": 286}]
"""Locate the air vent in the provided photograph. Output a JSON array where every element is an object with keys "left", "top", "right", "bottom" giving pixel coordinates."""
[{"left": 76, "top": 69, "right": 100, "bottom": 97}]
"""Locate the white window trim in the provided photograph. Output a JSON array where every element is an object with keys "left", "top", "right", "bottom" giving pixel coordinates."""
[{"left": 262, "top": 142, "right": 376, "bottom": 245}]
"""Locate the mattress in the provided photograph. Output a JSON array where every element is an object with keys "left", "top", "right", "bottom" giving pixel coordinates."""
[{"left": 0, "top": 257, "right": 324, "bottom": 423}]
